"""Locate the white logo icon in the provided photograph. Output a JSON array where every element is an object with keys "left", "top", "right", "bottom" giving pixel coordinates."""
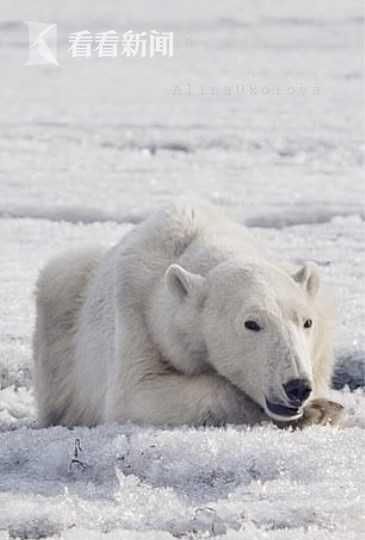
[{"left": 25, "top": 22, "right": 58, "bottom": 66}]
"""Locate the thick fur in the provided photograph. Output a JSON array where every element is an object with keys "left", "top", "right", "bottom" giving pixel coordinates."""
[{"left": 33, "top": 203, "right": 336, "bottom": 427}]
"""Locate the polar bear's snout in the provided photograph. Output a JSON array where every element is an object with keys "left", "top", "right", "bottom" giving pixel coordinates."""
[
  {"left": 283, "top": 378, "right": 312, "bottom": 407},
  {"left": 264, "top": 378, "right": 312, "bottom": 421}
]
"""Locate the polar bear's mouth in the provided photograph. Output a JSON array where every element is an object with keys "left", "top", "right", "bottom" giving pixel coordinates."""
[{"left": 265, "top": 398, "right": 303, "bottom": 420}]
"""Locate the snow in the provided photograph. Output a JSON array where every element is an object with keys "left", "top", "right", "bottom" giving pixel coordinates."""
[{"left": 0, "top": 0, "right": 364, "bottom": 538}]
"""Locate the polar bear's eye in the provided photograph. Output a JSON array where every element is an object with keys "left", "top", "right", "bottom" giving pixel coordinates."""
[
  {"left": 304, "top": 319, "right": 313, "bottom": 329},
  {"left": 244, "top": 320, "right": 261, "bottom": 332}
]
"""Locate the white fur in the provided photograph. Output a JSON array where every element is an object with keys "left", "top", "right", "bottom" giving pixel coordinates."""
[{"left": 33, "top": 203, "right": 335, "bottom": 427}]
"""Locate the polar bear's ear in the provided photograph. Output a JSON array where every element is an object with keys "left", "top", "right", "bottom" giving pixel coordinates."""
[
  {"left": 293, "top": 262, "right": 320, "bottom": 297},
  {"left": 165, "top": 264, "right": 205, "bottom": 300}
]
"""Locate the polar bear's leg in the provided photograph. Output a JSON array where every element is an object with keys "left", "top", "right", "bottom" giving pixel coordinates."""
[
  {"left": 106, "top": 307, "right": 265, "bottom": 426},
  {"left": 33, "top": 248, "right": 103, "bottom": 426},
  {"left": 126, "top": 372, "right": 264, "bottom": 426}
]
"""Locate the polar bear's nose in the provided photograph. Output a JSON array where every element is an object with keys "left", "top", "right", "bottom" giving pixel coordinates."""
[{"left": 283, "top": 378, "right": 312, "bottom": 406}]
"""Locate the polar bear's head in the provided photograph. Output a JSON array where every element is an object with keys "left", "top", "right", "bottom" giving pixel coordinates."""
[{"left": 164, "top": 259, "right": 323, "bottom": 422}]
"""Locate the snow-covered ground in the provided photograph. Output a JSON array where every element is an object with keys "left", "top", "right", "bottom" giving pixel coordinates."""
[{"left": 0, "top": 1, "right": 364, "bottom": 538}]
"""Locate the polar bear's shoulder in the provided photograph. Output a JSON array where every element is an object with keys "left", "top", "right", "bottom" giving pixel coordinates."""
[
  {"left": 123, "top": 202, "right": 221, "bottom": 259},
  {"left": 144, "top": 201, "right": 248, "bottom": 246},
  {"left": 145, "top": 201, "right": 232, "bottom": 231},
  {"left": 124, "top": 202, "right": 259, "bottom": 274}
]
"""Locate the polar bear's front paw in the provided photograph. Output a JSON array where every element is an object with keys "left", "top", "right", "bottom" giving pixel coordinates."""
[
  {"left": 274, "top": 398, "right": 345, "bottom": 429},
  {"left": 299, "top": 398, "right": 345, "bottom": 427}
]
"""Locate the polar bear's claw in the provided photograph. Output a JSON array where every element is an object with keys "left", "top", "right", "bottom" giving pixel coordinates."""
[{"left": 300, "top": 398, "right": 345, "bottom": 427}]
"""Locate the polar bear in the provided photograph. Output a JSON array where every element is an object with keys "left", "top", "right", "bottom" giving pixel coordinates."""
[{"left": 33, "top": 203, "right": 343, "bottom": 428}]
